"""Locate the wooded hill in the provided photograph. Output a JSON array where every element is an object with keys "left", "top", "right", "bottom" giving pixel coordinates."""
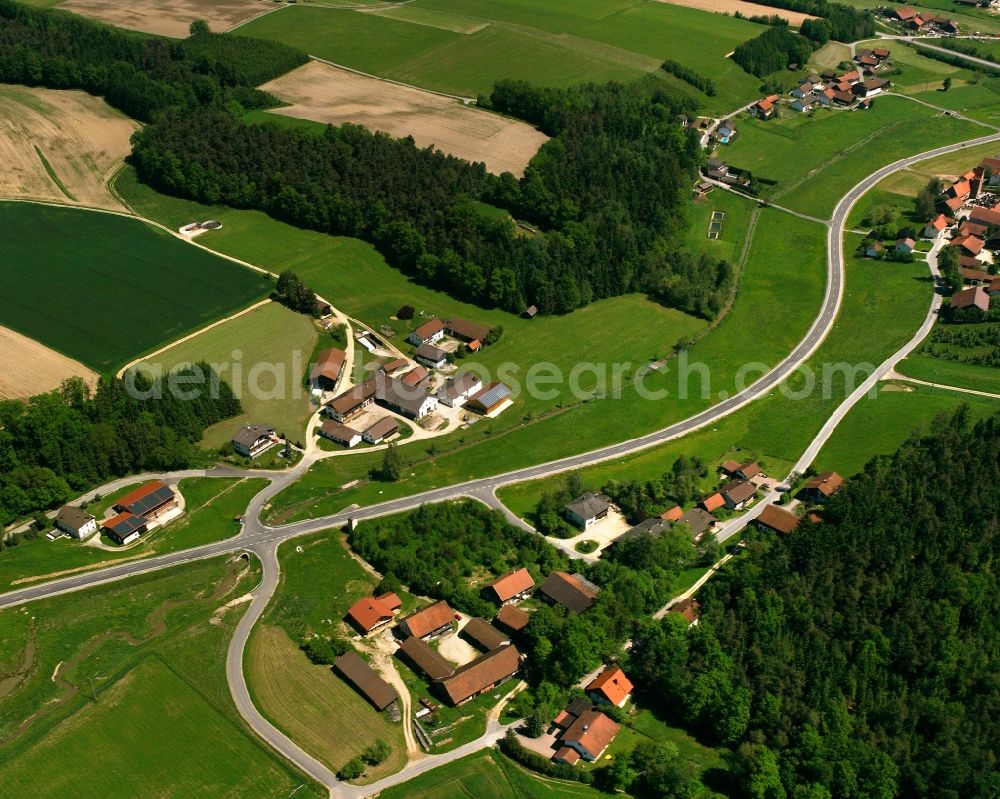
[{"left": 631, "top": 409, "right": 1000, "bottom": 798}]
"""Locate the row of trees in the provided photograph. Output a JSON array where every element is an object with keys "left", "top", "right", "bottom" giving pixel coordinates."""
[
  {"left": 632, "top": 410, "right": 1000, "bottom": 798},
  {"left": 661, "top": 59, "right": 716, "bottom": 96},
  {"left": 0, "top": 370, "right": 241, "bottom": 528},
  {"left": 0, "top": 1, "right": 306, "bottom": 121}
]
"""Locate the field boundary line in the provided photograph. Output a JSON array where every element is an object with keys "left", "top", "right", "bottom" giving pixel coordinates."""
[
  {"left": 224, "top": 1, "right": 289, "bottom": 34},
  {"left": 307, "top": 55, "right": 476, "bottom": 103},
  {"left": 115, "top": 299, "right": 273, "bottom": 378},
  {"left": 886, "top": 371, "right": 1000, "bottom": 400}
]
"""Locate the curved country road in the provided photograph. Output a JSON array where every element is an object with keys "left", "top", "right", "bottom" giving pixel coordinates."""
[{"left": 4, "top": 131, "right": 1000, "bottom": 796}]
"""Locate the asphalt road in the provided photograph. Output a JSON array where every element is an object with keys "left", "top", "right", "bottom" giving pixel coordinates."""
[{"left": 4, "top": 130, "right": 1000, "bottom": 797}]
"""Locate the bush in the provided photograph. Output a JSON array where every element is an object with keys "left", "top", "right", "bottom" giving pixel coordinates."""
[
  {"left": 301, "top": 636, "right": 348, "bottom": 664},
  {"left": 361, "top": 739, "right": 391, "bottom": 766},
  {"left": 499, "top": 731, "right": 594, "bottom": 784},
  {"left": 337, "top": 758, "right": 365, "bottom": 781}
]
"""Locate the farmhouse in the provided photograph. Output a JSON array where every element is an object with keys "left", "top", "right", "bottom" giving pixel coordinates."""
[
  {"left": 483, "top": 567, "right": 535, "bottom": 605},
  {"left": 408, "top": 318, "right": 445, "bottom": 346},
  {"left": 757, "top": 504, "right": 801, "bottom": 534},
  {"left": 363, "top": 416, "right": 399, "bottom": 445},
  {"left": 751, "top": 95, "right": 780, "bottom": 119},
  {"left": 326, "top": 377, "right": 378, "bottom": 422},
  {"left": 565, "top": 492, "right": 610, "bottom": 529},
  {"left": 396, "top": 635, "right": 455, "bottom": 681},
  {"left": 587, "top": 666, "right": 633, "bottom": 708},
  {"left": 923, "top": 214, "right": 950, "bottom": 238},
  {"left": 103, "top": 512, "right": 148, "bottom": 546},
  {"left": 346, "top": 593, "right": 401, "bottom": 635},
  {"left": 959, "top": 220, "right": 988, "bottom": 238},
  {"left": 467, "top": 382, "right": 512, "bottom": 416},
  {"left": 853, "top": 78, "right": 889, "bottom": 98},
  {"left": 555, "top": 710, "right": 620, "bottom": 764},
  {"left": 444, "top": 317, "right": 492, "bottom": 343},
  {"left": 671, "top": 598, "right": 701, "bottom": 626},
  {"left": 398, "top": 599, "right": 455, "bottom": 640},
  {"left": 970, "top": 206, "right": 1000, "bottom": 227},
  {"left": 309, "top": 347, "right": 347, "bottom": 391},
  {"left": 55, "top": 505, "right": 97, "bottom": 539},
  {"left": 495, "top": 604, "right": 531, "bottom": 634},
  {"left": 439, "top": 645, "right": 520, "bottom": 706},
  {"left": 460, "top": 617, "right": 510, "bottom": 652},
  {"left": 800, "top": 471, "right": 844, "bottom": 503},
  {"left": 539, "top": 571, "right": 600, "bottom": 614},
  {"left": 415, "top": 342, "right": 448, "bottom": 369},
  {"left": 326, "top": 374, "right": 438, "bottom": 422},
  {"left": 115, "top": 480, "right": 176, "bottom": 521},
  {"left": 319, "top": 420, "right": 362, "bottom": 448},
  {"left": 231, "top": 424, "right": 277, "bottom": 459},
  {"left": 333, "top": 651, "right": 398, "bottom": 710},
  {"left": 437, "top": 372, "right": 483, "bottom": 407}
]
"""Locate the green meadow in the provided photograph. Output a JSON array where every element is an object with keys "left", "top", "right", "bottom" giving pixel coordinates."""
[{"left": 0, "top": 202, "right": 270, "bottom": 373}]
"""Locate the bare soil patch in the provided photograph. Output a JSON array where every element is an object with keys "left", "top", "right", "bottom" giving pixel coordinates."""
[
  {"left": 0, "top": 325, "right": 98, "bottom": 401},
  {"left": 57, "top": 0, "right": 275, "bottom": 37},
  {"left": 0, "top": 84, "right": 137, "bottom": 211},
  {"left": 654, "top": 0, "right": 817, "bottom": 25},
  {"left": 261, "top": 61, "right": 549, "bottom": 177}
]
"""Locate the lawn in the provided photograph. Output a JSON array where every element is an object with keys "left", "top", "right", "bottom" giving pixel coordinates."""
[
  {"left": 237, "top": 0, "right": 765, "bottom": 112},
  {"left": 0, "top": 556, "right": 320, "bottom": 797},
  {"left": 0, "top": 202, "right": 270, "bottom": 373},
  {"left": 814, "top": 382, "right": 1000, "bottom": 475},
  {"left": 245, "top": 531, "right": 409, "bottom": 780},
  {"left": 0, "top": 477, "right": 266, "bottom": 588},
  {"left": 723, "top": 96, "right": 984, "bottom": 219},
  {"left": 379, "top": 749, "right": 606, "bottom": 799},
  {"left": 897, "top": 350, "right": 1000, "bottom": 396},
  {"left": 138, "top": 301, "right": 318, "bottom": 449}
]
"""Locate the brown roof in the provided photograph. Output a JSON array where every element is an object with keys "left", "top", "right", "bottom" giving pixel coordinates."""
[
  {"left": 560, "top": 710, "right": 620, "bottom": 759},
  {"left": 701, "top": 493, "right": 725, "bottom": 512},
  {"left": 723, "top": 481, "right": 757, "bottom": 505},
  {"left": 495, "top": 604, "right": 530, "bottom": 632},
  {"left": 959, "top": 266, "right": 991, "bottom": 283},
  {"left": 895, "top": 5, "right": 917, "bottom": 20},
  {"left": 485, "top": 568, "right": 535, "bottom": 603},
  {"left": 412, "top": 318, "right": 445, "bottom": 341},
  {"left": 554, "top": 747, "right": 581, "bottom": 765},
  {"left": 587, "top": 667, "right": 633, "bottom": 706},
  {"left": 397, "top": 636, "right": 455, "bottom": 681},
  {"left": 951, "top": 234, "right": 985, "bottom": 255},
  {"left": 440, "top": 645, "right": 520, "bottom": 705},
  {"left": 364, "top": 416, "right": 399, "bottom": 441},
  {"left": 334, "top": 651, "right": 398, "bottom": 710},
  {"left": 950, "top": 286, "right": 991, "bottom": 312},
  {"left": 678, "top": 508, "right": 717, "bottom": 538},
  {"left": 320, "top": 420, "right": 361, "bottom": 443},
  {"left": 310, "top": 347, "right": 346, "bottom": 382},
  {"left": 115, "top": 481, "right": 173, "bottom": 515},
  {"left": 399, "top": 599, "right": 454, "bottom": 639},
  {"left": 382, "top": 357, "right": 409, "bottom": 374},
  {"left": 445, "top": 317, "right": 492, "bottom": 342},
  {"left": 327, "top": 377, "right": 378, "bottom": 415},
  {"left": 672, "top": 598, "right": 700, "bottom": 623},
  {"left": 971, "top": 206, "right": 1000, "bottom": 226},
  {"left": 55, "top": 505, "right": 95, "bottom": 533},
  {"left": 539, "top": 571, "right": 600, "bottom": 614},
  {"left": 803, "top": 471, "right": 844, "bottom": 498},
  {"left": 400, "top": 366, "right": 429, "bottom": 387},
  {"left": 959, "top": 221, "right": 987, "bottom": 238},
  {"left": 738, "top": 461, "right": 761, "bottom": 479},
  {"left": 346, "top": 596, "right": 395, "bottom": 633},
  {"left": 461, "top": 617, "right": 510, "bottom": 651},
  {"left": 757, "top": 504, "right": 801, "bottom": 534},
  {"left": 945, "top": 196, "right": 966, "bottom": 213},
  {"left": 721, "top": 459, "right": 741, "bottom": 474}
]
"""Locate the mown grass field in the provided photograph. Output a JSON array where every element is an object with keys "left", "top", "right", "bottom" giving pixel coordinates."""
[
  {"left": 238, "top": 0, "right": 765, "bottom": 112},
  {"left": 138, "top": 301, "right": 318, "bottom": 449},
  {"left": 814, "top": 382, "right": 1000, "bottom": 475},
  {"left": 0, "top": 477, "right": 266, "bottom": 588},
  {"left": 723, "top": 96, "right": 983, "bottom": 219},
  {"left": 0, "top": 202, "right": 270, "bottom": 373},
  {"left": 245, "top": 531, "right": 408, "bottom": 781},
  {"left": 379, "top": 749, "right": 606, "bottom": 799},
  {"left": 0, "top": 556, "right": 320, "bottom": 798}
]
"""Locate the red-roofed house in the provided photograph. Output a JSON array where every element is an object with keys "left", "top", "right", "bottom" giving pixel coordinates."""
[
  {"left": 951, "top": 235, "right": 986, "bottom": 256},
  {"left": 701, "top": 493, "right": 725, "bottom": 513},
  {"left": 346, "top": 593, "right": 402, "bottom": 635},
  {"left": 558, "top": 710, "right": 621, "bottom": 762},
  {"left": 587, "top": 666, "right": 634, "bottom": 708},
  {"left": 922, "top": 214, "right": 949, "bottom": 239},
  {"left": 484, "top": 568, "right": 535, "bottom": 605},
  {"left": 660, "top": 505, "right": 684, "bottom": 522},
  {"left": 752, "top": 95, "right": 781, "bottom": 119}
]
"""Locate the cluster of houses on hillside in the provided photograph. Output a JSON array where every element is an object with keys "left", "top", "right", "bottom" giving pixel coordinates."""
[
  {"left": 54, "top": 480, "right": 180, "bottom": 547},
  {"left": 918, "top": 156, "right": 1000, "bottom": 315},
  {"left": 887, "top": 5, "right": 959, "bottom": 33}
]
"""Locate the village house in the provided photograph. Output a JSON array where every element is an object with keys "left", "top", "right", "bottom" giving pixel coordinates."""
[
  {"left": 791, "top": 95, "right": 815, "bottom": 113},
  {"left": 865, "top": 241, "right": 884, "bottom": 258},
  {"left": 706, "top": 159, "right": 729, "bottom": 180},
  {"left": 800, "top": 472, "right": 844, "bottom": 503},
  {"left": 483, "top": 567, "right": 535, "bottom": 605},
  {"left": 396, "top": 635, "right": 455, "bottom": 681},
  {"left": 397, "top": 599, "right": 455, "bottom": 640},
  {"left": 460, "top": 617, "right": 510, "bottom": 652},
  {"left": 722, "top": 480, "right": 757, "bottom": 510},
  {"left": 346, "top": 592, "right": 402, "bottom": 635},
  {"left": 950, "top": 286, "right": 991, "bottom": 313},
  {"left": 959, "top": 220, "right": 988, "bottom": 239},
  {"left": 466, "top": 382, "right": 512, "bottom": 416},
  {"left": 612, "top": 518, "right": 671, "bottom": 549},
  {"left": 554, "top": 710, "right": 621, "bottom": 765},
  {"left": 660, "top": 505, "right": 684, "bottom": 522},
  {"left": 326, "top": 374, "right": 438, "bottom": 422},
  {"left": 677, "top": 508, "right": 718, "bottom": 541},
  {"left": 309, "top": 347, "right": 347, "bottom": 391},
  {"left": 960, "top": 266, "right": 992, "bottom": 285},
  {"left": 362, "top": 416, "right": 399, "bottom": 445},
  {"left": 437, "top": 371, "right": 483, "bottom": 408},
  {"left": 700, "top": 492, "right": 725, "bottom": 513},
  {"left": 380, "top": 357, "right": 409, "bottom": 375},
  {"left": 922, "top": 214, "right": 950, "bottom": 239},
  {"left": 495, "top": 604, "right": 531, "bottom": 634},
  {"left": 896, "top": 238, "right": 916, "bottom": 255},
  {"left": 231, "top": 424, "right": 277, "bottom": 459},
  {"left": 587, "top": 666, "right": 634, "bottom": 708},
  {"left": 951, "top": 235, "right": 986, "bottom": 257},
  {"left": 539, "top": 571, "right": 600, "bottom": 614},
  {"left": 334, "top": 651, "right": 398, "bottom": 710},
  {"left": 414, "top": 341, "right": 448, "bottom": 369},
  {"left": 944, "top": 195, "right": 966, "bottom": 215},
  {"left": 671, "top": 597, "right": 700, "bottom": 626},
  {"left": 756, "top": 503, "right": 801, "bottom": 535},
  {"left": 715, "top": 122, "right": 736, "bottom": 144},
  {"left": 564, "top": 492, "right": 610, "bottom": 529},
  {"left": 400, "top": 365, "right": 430, "bottom": 388},
  {"left": 969, "top": 206, "right": 1000, "bottom": 228},
  {"left": 320, "top": 420, "right": 362, "bottom": 448},
  {"left": 439, "top": 645, "right": 521, "bottom": 706},
  {"left": 54, "top": 505, "right": 97, "bottom": 539},
  {"left": 853, "top": 78, "right": 889, "bottom": 98},
  {"left": 751, "top": 94, "right": 780, "bottom": 119},
  {"left": 326, "top": 377, "right": 378, "bottom": 422},
  {"left": 408, "top": 318, "right": 446, "bottom": 346}
]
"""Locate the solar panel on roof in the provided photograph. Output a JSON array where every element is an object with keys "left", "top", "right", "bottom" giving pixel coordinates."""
[
  {"left": 123, "top": 485, "right": 174, "bottom": 516},
  {"left": 475, "top": 384, "right": 510, "bottom": 408},
  {"left": 108, "top": 514, "right": 146, "bottom": 536}
]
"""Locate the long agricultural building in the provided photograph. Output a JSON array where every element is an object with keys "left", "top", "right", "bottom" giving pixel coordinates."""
[{"left": 326, "top": 374, "right": 438, "bottom": 422}]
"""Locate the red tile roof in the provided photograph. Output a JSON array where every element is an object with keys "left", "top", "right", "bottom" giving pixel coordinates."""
[
  {"left": 701, "top": 493, "right": 725, "bottom": 512},
  {"left": 347, "top": 595, "right": 396, "bottom": 633},
  {"left": 486, "top": 568, "right": 535, "bottom": 603},
  {"left": 587, "top": 666, "right": 633, "bottom": 706},
  {"left": 660, "top": 505, "right": 684, "bottom": 522},
  {"left": 560, "top": 710, "right": 620, "bottom": 760},
  {"left": 399, "top": 600, "right": 454, "bottom": 639},
  {"left": 757, "top": 504, "right": 801, "bottom": 534}
]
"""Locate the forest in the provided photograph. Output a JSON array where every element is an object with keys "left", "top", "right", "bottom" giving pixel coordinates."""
[
  {"left": 630, "top": 410, "right": 1000, "bottom": 798},
  {"left": 0, "top": 369, "right": 241, "bottom": 529},
  {"left": 732, "top": 26, "right": 817, "bottom": 77}
]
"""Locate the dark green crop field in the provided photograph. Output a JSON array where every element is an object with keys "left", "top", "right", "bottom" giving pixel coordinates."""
[{"left": 0, "top": 203, "right": 270, "bottom": 373}]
